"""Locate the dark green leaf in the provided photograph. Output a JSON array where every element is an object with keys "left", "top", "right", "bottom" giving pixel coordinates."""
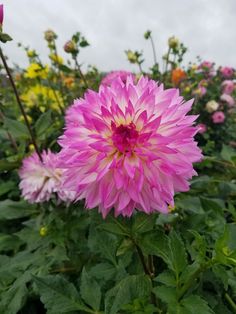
[
  {"left": 4, "top": 118, "right": 29, "bottom": 139},
  {"left": 80, "top": 268, "right": 101, "bottom": 311},
  {"left": 105, "top": 275, "right": 152, "bottom": 314},
  {"left": 33, "top": 275, "right": 92, "bottom": 313}
]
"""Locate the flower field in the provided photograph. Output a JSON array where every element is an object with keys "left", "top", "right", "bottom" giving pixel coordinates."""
[{"left": 1, "top": 5, "right": 236, "bottom": 314}]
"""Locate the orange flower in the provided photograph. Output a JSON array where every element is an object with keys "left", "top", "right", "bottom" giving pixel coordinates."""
[
  {"left": 171, "top": 68, "right": 186, "bottom": 86},
  {"left": 63, "top": 77, "right": 75, "bottom": 88}
]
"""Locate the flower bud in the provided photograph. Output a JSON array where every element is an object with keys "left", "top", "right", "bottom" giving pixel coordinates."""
[
  {"left": 44, "top": 29, "right": 57, "bottom": 42},
  {"left": 168, "top": 36, "right": 179, "bottom": 49},
  {"left": 64, "top": 40, "right": 77, "bottom": 53},
  {"left": 27, "top": 50, "right": 36, "bottom": 58},
  {"left": 144, "top": 30, "right": 151, "bottom": 40},
  {"left": 0, "top": 4, "right": 3, "bottom": 26},
  {"left": 39, "top": 226, "right": 48, "bottom": 237},
  {"left": 126, "top": 50, "right": 138, "bottom": 63}
]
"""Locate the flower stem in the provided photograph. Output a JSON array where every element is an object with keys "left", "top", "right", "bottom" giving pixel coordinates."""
[
  {"left": 150, "top": 35, "right": 157, "bottom": 65},
  {"left": 135, "top": 242, "right": 152, "bottom": 276},
  {"left": 73, "top": 56, "right": 88, "bottom": 88},
  {"left": 225, "top": 293, "right": 236, "bottom": 313},
  {"left": 165, "top": 47, "right": 171, "bottom": 73},
  {"left": 0, "top": 47, "right": 42, "bottom": 161}
]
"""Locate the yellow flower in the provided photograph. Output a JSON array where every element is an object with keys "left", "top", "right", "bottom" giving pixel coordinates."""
[
  {"left": 49, "top": 53, "right": 64, "bottom": 65},
  {"left": 25, "top": 63, "right": 49, "bottom": 79},
  {"left": 21, "top": 85, "right": 63, "bottom": 112},
  {"left": 39, "top": 226, "right": 47, "bottom": 237}
]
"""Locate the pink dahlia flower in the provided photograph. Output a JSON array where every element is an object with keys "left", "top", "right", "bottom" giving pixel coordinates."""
[
  {"left": 19, "top": 150, "right": 75, "bottom": 203},
  {"left": 198, "top": 123, "right": 207, "bottom": 134},
  {"left": 221, "top": 80, "right": 235, "bottom": 95},
  {"left": 220, "top": 93, "right": 235, "bottom": 107},
  {"left": 220, "top": 66, "right": 234, "bottom": 79},
  {"left": 58, "top": 76, "right": 202, "bottom": 217},
  {"left": 212, "top": 111, "right": 225, "bottom": 124},
  {"left": 101, "top": 71, "right": 135, "bottom": 86}
]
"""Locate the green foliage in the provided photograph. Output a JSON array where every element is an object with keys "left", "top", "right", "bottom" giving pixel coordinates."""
[{"left": 1, "top": 26, "right": 236, "bottom": 314}]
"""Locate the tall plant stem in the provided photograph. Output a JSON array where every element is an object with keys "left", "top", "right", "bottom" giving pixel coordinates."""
[
  {"left": 133, "top": 241, "right": 158, "bottom": 308},
  {"left": 73, "top": 56, "right": 88, "bottom": 89},
  {"left": 52, "top": 41, "right": 66, "bottom": 107},
  {"left": 225, "top": 293, "right": 236, "bottom": 313},
  {"left": 165, "top": 47, "right": 171, "bottom": 73},
  {"left": 150, "top": 35, "right": 157, "bottom": 65},
  {"left": 138, "top": 62, "right": 144, "bottom": 74},
  {"left": 0, "top": 47, "right": 42, "bottom": 161}
]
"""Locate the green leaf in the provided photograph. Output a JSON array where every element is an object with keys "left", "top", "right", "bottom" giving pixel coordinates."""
[
  {"left": 177, "top": 196, "right": 204, "bottom": 214},
  {"left": 200, "top": 197, "right": 224, "bottom": 213},
  {"left": 140, "top": 230, "right": 187, "bottom": 278},
  {"left": 139, "top": 230, "right": 170, "bottom": 264},
  {"left": 132, "top": 212, "right": 157, "bottom": 234},
  {"left": 89, "top": 262, "right": 116, "bottom": 281},
  {"left": 0, "top": 200, "right": 37, "bottom": 220},
  {"left": 181, "top": 295, "right": 214, "bottom": 314},
  {"left": 97, "top": 222, "right": 130, "bottom": 236},
  {"left": 0, "top": 160, "right": 20, "bottom": 172},
  {"left": 0, "top": 32, "right": 13, "bottom": 43},
  {"left": 215, "top": 224, "right": 236, "bottom": 265},
  {"left": 168, "top": 231, "right": 187, "bottom": 276},
  {"left": 221, "top": 144, "right": 236, "bottom": 162},
  {"left": 105, "top": 275, "right": 152, "bottom": 314},
  {"left": 80, "top": 268, "right": 101, "bottom": 311},
  {"left": 33, "top": 275, "right": 92, "bottom": 313},
  {"left": 153, "top": 286, "right": 177, "bottom": 305},
  {"left": 35, "top": 110, "right": 52, "bottom": 137},
  {"left": 154, "top": 271, "right": 176, "bottom": 287},
  {"left": 0, "top": 281, "right": 28, "bottom": 314},
  {"left": 4, "top": 118, "right": 29, "bottom": 139},
  {"left": 0, "top": 181, "right": 16, "bottom": 196},
  {"left": 0, "top": 233, "right": 23, "bottom": 252}
]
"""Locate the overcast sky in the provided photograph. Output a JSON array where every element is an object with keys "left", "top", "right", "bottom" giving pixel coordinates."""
[{"left": 1, "top": 0, "right": 236, "bottom": 72}]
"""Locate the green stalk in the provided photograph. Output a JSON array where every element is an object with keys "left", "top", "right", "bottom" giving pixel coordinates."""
[
  {"left": 0, "top": 47, "right": 42, "bottom": 161},
  {"left": 150, "top": 34, "right": 157, "bottom": 65}
]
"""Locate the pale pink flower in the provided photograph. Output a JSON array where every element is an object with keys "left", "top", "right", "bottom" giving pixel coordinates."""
[
  {"left": 220, "top": 93, "right": 235, "bottom": 107},
  {"left": 19, "top": 150, "right": 75, "bottom": 203},
  {"left": 220, "top": 67, "right": 234, "bottom": 79},
  {"left": 221, "top": 80, "right": 235, "bottom": 95},
  {"left": 58, "top": 76, "right": 202, "bottom": 217},
  {"left": 206, "top": 100, "right": 219, "bottom": 113},
  {"left": 212, "top": 111, "right": 225, "bottom": 124},
  {"left": 199, "top": 61, "right": 214, "bottom": 70},
  {"left": 0, "top": 4, "right": 3, "bottom": 26},
  {"left": 192, "top": 86, "right": 207, "bottom": 97},
  {"left": 198, "top": 123, "right": 207, "bottom": 134},
  {"left": 101, "top": 71, "right": 135, "bottom": 86}
]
